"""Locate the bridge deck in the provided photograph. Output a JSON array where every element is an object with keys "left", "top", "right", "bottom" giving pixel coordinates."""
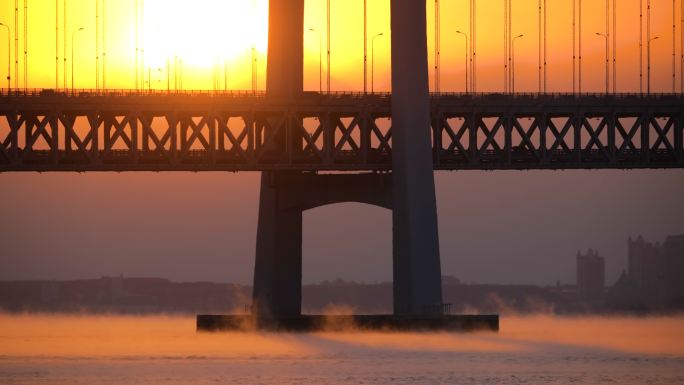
[{"left": 1, "top": 92, "right": 682, "bottom": 171}]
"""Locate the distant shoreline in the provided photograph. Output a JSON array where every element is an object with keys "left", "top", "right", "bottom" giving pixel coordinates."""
[{"left": 2, "top": 276, "right": 682, "bottom": 315}]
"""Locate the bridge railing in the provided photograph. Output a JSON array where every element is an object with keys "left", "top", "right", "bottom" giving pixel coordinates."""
[
  {"left": 0, "top": 88, "right": 269, "bottom": 98},
  {"left": 2, "top": 88, "right": 684, "bottom": 100},
  {"left": 0, "top": 88, "right": 390, "bottom": 99},
  {"left": 434, "top": 92, "right": 684, "bottom": 100}
]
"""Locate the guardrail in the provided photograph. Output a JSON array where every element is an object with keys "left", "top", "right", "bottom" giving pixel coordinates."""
[
  {"left": 0, "top": 88, "right": 388, "bottom": 98},
  {"left": 1, "top": 88, "right": 684, "bottom": 99}
]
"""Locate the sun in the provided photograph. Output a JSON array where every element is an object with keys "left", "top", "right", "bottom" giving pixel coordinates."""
[{"left": 141, "top": 0, "right": 268, "bottom": 69}]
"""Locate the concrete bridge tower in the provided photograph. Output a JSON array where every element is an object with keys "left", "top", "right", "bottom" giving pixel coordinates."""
[{"left": 252, "top": 0, "right": 443, "bottom": 318}]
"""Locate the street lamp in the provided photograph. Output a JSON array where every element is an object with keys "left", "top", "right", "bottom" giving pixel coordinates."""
[
  {"left": 648, "top": 36, "right": 659, "bottom": 94},
  {"left": 456, "top": 30, "right": 468, "bottom": 93},
  {"left": 0, "top": 22, "right": 10, "bottom": 91},
  {"left": 251, "top": 46, "right": 257, "bottom": 94},
  {"left": 71, "top": 27, "right": 84, "bottom": 93},
  {"left": 224, "top": 57, "right": 228, "bottom": 92},
  {"left": 166, "top": 57, "right": 170, "bottom": 93},
  {"left": 512, "top": 34, "right": 524, "bottom": 93},
  {"left": 309, "top": 28, "right": 322, "bottom": 93},
  {"left": 363, "top": 0, "right": 367, "bottom": 94},
  {"left": 371, "top": 32, "right": 383, "bottom": 93},
  {"left": 179, "top": 58, "right": 183, "bottom": 91},
  {"left": 596, "top": 32, "right": 609, "bottom": 93}
]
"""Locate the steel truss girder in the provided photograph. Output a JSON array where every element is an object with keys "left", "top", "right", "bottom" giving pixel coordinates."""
[{"left": 0, "top": 94, "right": 682, "bottom": 171}]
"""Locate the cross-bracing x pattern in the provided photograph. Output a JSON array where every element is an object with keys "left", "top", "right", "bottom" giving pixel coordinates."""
[
  {"left": 650, "top": 116, "right": 676, "bottom": 152},
  {"left": 63, "top": 114, "right": 99, "bottom": 163},
  {"left": 23, "top": 115, "right": 56, "bottom": 161},
  {"left": 332, "top": 111, "right": 392, "bottom": 165},
  {"left": 103, "top": 115, "right": 134, "bottom": 159},
  {"left": 0, "top": 95, "right": 682, "bottom": 171},
  {"left": 433, "top": 107, "right": 682, "bottom": 169},
  {"left": 0, "top": 113, "right": 22, "bottom": 163},
  {"left": 140, "top": 114, "right": 174, "bottom": 163},
  {"left": 219, "top": 113, "right": 252, "bottom": 163}
]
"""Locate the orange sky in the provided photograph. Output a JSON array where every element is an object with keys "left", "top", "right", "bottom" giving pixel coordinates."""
[{"left": 0, "top": 0, "right": 681, "bottom": 92}]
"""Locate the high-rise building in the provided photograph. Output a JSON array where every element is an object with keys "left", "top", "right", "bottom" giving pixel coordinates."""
[
  {"left": 625, "top": 235, "right": 684, "bottom": 306},
  {"left": 576, "top": 248, "right": 605, "bottom": 302},
  {"left": 662, "top": 235, "right": 684, "bottom": 304},
  {"left": 628, "top": 236, "right": 663, "bottom": 297}
]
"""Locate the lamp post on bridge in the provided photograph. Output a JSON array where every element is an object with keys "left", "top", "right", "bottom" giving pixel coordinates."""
[
  {"left": 166, "top": 57, "right": 170, "bottom": 93},
  {"left": 512, "top": 34, "right": 523, "bottom": 94},
  {"left": 71, "top": 27, "right": 84, "bottom": 94},
  {"left": 309, "top": 28, "right": 322, "bottom": 93},
  {"left": 363, "top": 0, "right": 367, "bottom": 94},
  {"left": 596, "top": 32, "right": 609, "bottom": 93},
  {"left": 224, "top": 57, "right": 228, "bottom": 92},
  {"left": 456, "top": 30, "right": 468, "bottom": 93},
  {"left": 251, "top": 46, "right": 257, "bottom": 94},
  {"left": 371, "top": 32, "right": 383, "bottom": 93},
  {"left": 0, "top": 22, "right": 10, "bottom": 91},
  {"left": 648, "top": 35, "right": 659, "bottom": 94}
]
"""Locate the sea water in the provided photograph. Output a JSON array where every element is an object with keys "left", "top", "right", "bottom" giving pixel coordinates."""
[{"left": 0, "top": 314, "right": 682, "bottom": 385}]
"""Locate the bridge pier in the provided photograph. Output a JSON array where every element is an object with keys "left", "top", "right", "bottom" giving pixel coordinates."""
[
  {"left": 251, "top": 0, "right": 443, "bottom": 319},
  {"left": 252, "top": 171, "right": 393, "bottom": 318},
  {"left": 389, "top": 0, "right": 444, "bottom": 315},
  {"left": 251, "top": 168, "right": 444, "bottom": 318},
  {"left": 252, "top": 172, "right": 303, "bottom": 317}
]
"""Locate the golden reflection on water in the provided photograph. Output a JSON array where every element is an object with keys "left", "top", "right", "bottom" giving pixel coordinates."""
[
  {"left": 499, "top": 315, "right": 684, "bottom": 356},
  {"left": 0, "top": 315, "right": 315, "bottom": 358},
  {"left": 0, "top": 314, "right": 682, "bottom": 358}
]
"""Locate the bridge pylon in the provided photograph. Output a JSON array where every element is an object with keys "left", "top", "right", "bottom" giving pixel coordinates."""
[{"left": 252, "top": 0, "right": 443, "bottom": 318}]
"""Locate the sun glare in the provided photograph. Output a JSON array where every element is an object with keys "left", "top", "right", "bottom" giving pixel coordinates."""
[
  {"left": 0, "top": 0, "right": 678, "bottom": 91},
  {"left": 142, "top": 0, "right": 268, "bottom": 69}
]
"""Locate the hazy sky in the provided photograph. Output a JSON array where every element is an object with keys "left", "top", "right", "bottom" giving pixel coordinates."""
[
  {"left": 1, "top": 170, "right": 682, "bottom": 285},
  {"left": 0, "top": 0, "right": 683, "bottom": 92}
]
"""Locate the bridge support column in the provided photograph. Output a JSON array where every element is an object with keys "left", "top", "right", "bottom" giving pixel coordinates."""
[
  {"left": 252, "top": 172, "right": 303, "bottom": 317},
  {"left": 390, "top": 0, "right": 443, "bottom": 315},
  {"left": 252, "top": 0, "right": 306, "bottom": 318}
]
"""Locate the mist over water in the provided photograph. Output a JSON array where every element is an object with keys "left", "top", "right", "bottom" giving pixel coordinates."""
[{"left": 0, "top": 314, "right": 682, "bottom": 384}]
